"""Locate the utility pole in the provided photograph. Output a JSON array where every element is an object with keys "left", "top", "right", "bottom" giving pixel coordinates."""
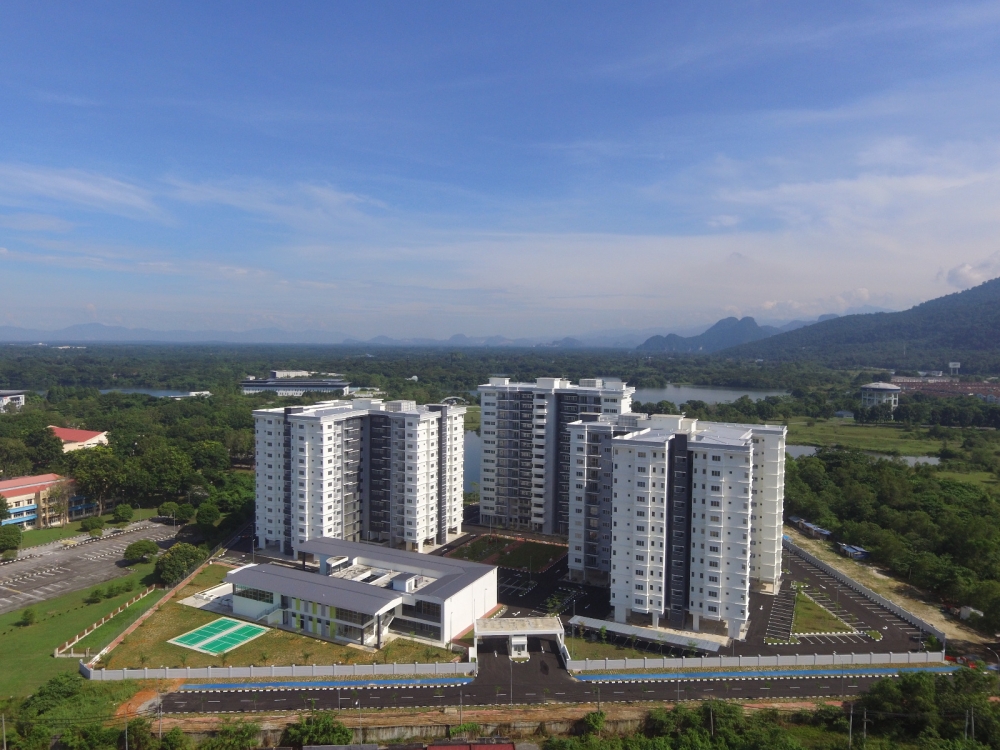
[
  {"left": 848, "top": 703, "right": 853, "bottom": 749},
  {"left": 459, "top": 691, "right": 463, "bottom": 725},
  {"left": 509, "top": 656, "right": 513, "bottom": 707},
  {"left": 158, "top": 695, "right": 162, "bottom": 739},
  {"left": 125, "top": 720, "right": 129, "bottom": 750},
  {"left": 972, "top": 705, "right": 975, "bottom": 742},
  {"left": 3, "top": 713, "right": 7, "bottom": 750},
  {"left": 863, "top": 708, "right": 868, "bottom": 741},
  {"left": 357, "top": 700, "right": 362, "bottom": 742}
]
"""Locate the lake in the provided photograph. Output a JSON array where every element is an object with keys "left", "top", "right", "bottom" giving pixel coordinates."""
[
  {"left": 786, "top": 445, "right": 940, "bottom": 466},
  {"left": 99, "top": 388, "right": 194, "bottom": 398},
  {"left": 632, "top": 385, "right": 788, "bottom": 405}
]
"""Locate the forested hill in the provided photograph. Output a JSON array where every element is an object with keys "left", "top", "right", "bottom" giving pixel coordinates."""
[
  {"left": 637, "top": 316, "right": 779, "bottom": 353},
  {"left": 722, "top": 277, "right": 1000, "bottom": 372}
]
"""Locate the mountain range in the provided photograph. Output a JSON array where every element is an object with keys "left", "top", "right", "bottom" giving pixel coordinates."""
[
  {"left": 719, "top": 277, "right": 1000, "bottom": 370},
  {"left": 636, "top": 315, "right": 839, "bottom": 353}
]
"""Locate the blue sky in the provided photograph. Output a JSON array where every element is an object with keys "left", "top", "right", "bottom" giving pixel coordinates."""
[{"left": 2, "top": 2, "right": 1000, "bottom": 338}]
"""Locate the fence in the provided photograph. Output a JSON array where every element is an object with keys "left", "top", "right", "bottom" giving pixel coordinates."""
[
  {"left": 79, "top": 660, "right": 477, "bottom": 681},
  {"left": 55, "top": 585, "right": 161, "bottom": 657},
  {"left": 566, "top": 650, "right": 945, "bottom": 672},
  {"left": 783, "top": 538, "right": 948, "bottom": 644}
]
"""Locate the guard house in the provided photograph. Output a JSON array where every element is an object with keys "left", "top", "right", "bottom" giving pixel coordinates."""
[{"left": 473, "top": 616, "right": 566, "bottom": 660}]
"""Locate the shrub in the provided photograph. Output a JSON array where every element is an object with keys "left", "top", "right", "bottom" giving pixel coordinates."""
[
  {"left": 199, "top": 719, "right": 260, "bottom": 750},
  {"left": 18, "top": 608, "right": 36, "bottom": 626},
  {"left": 281, "top": 714, "right": 352, "bottom": 748},
  {"left": 580, "top": 711, "right": 605, "bottom": 735},
  {"left": 123, "top": 539, "right": 160, "bottom": 562},
  {"left": 80, "top": 517, "right": 105, "bottom": 532},
  {"left": 2, "top": 548, "right": 17, "bottom": 561},
  {"left": 0, "top": 524, "right": 22, "bottom": 552},
  {"left": 113, "top": 504, "right": 134, "bottom": 523}
]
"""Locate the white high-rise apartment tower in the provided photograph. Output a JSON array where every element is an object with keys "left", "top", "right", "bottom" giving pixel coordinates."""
[
  {"left": 253, "top": 399, "right": 465, "bottom": 556},
  {"left": 478, "top": 377, "right": 635, "bottom": 535},
  {"left": 567, "top": 412, "right": 785, "bottom": 640}
]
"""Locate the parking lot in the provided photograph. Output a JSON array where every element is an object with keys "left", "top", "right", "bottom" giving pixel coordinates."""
[
  {"left": 0, "top": 522, "right": 177, "bottom": 615},
  {"left": 737, "top": 550, "right": 926, "bottom": 657}
]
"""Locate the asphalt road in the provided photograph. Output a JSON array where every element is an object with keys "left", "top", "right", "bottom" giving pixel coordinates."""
[
  {"left": 161, "top": 637, "right": 895, "bottom": 714},
  {"left": 0, "top": 522, "right": 177, "bottom": 615}
]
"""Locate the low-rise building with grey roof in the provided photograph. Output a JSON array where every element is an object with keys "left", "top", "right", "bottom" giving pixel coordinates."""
[{"left": 227, "top": 538, "right": 497, "bottom": 648}]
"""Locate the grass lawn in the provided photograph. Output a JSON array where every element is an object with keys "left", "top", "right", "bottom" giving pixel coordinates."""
[
  {"left": 792, "top": 590, "right": 852, "bottom": 634},
  {"left": 0, "top": 561, "right": 157, "bottom": 697},
  {"left": 563, "top": 635, "right": 669, "bottom": 660},
  {"left": 494, "top": 540, "right": 566, "bottom": 571},
  {"left": 104, "top": 565, "right": 456, "bottom": 670},
  {"left": 464, "top": 406, "right": 480, "bottom": 432},
  {"left": 934, "top": 470, "right": 1000, "bottom": 490},
  {"left": 21, "top": 508, "right": 161, "bottom": 548},
  {"left": 448, "top": 535, "right": 508, "bottom": 562},
  {"left": 785, "top": 418, "right": 941, "bottom": 456}
]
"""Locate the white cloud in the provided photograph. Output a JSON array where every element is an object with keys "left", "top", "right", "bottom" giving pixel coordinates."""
[
  {"left": 0, "top": 164, "right": 162, "bottom": 219},
  {"left": 946, "top": 253, "right": 1000, "bottom": 288}
]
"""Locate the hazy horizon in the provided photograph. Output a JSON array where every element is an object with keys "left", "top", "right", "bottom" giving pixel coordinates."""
[{"left": 2, "top": 3, "right": 999, "bottom": 337}]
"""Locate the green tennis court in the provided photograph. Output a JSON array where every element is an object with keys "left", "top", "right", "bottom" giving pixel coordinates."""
[{"left": 168, "top": 617, "right": 268, "bottom": 655}]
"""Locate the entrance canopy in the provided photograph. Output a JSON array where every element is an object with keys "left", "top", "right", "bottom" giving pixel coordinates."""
[
  {"left": 474, "top": 617, "right": 566, "bottom": 659},
  {"left": 475, "top": 616, "right": 563, "bottom": 639}
]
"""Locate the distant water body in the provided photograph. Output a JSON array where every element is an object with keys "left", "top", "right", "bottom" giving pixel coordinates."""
[{"left": 99, "top": 388, "right": 192, "bottom": 398}]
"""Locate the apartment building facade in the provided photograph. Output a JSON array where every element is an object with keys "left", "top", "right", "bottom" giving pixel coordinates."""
[
  {"left": 566, "top": 413, "right": 786, "bottom": 640},
  {"left": 478, "top": 377, "right": 634, "bottom": 535},
  {"left": 253, "top": 399, "right": 465, "bottom": 556}
]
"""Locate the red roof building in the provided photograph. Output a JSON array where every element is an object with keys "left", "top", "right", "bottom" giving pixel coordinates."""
[{"left": 48, "top": 425, "right": 109, "bottom": 453}]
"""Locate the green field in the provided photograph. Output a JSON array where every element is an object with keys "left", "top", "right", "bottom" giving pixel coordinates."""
[
  {"left": 792, "top": 591, "right": 852, "bottom": 634},
  {"left": 786, "top": 417, "right": 941, "bottom": 456},
  {"left": 448, "top": 535, "right": 508, "bottom": 562},
  {"left": 0, "top": 561, "right": 157, "bottom": 696},
  {"left": 494, "top": 540, "right": 566, "bottom": 571},
  {"left": 21, "top": 508, "right": 161, "bottom": 548}
]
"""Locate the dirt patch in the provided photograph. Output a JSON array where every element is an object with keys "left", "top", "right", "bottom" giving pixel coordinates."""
[{"left": 784, "top": 525, "right": 987, "bottom": 646}]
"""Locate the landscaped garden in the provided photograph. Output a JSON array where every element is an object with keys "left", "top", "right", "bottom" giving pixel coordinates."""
[
  {"left": 101, "top": 565, "right": 456, "bottom": 669},
  {"left": 447, "top": 534, "right": 566, "bottom": 572},
  {"left": 791, "top": 589, "right": 852, "bottom": 634}
]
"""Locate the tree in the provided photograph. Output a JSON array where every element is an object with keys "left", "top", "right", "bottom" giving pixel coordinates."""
[
  {"left": 113, "top": 504, "right": 134, "bottom": 523},
  {"left": 71, "top": 447, "right": 124, "bottom": 516},
  {"left": 25, "top": 427, "right": 63, "bottom": 471},
  {"left": 154, "top": 542, "right": 207, "bottom": 585},
  {"left": 18, "top": 607, "right": 36, "bottom": 626},
  {"left": 138, "top": 445, "right": 192, "bottom": 497},
  {"left": 175, "top": 503, "right": 196, "bottom": 524},
  {"left": 197, "top": 502, "right": 221, "bottom": 527},
  {"left": 0, "top": 494, "right": 8, "bottom": 521},
  {"left": 0, "top": 437, "right": 32, "bottom": 478},
  {"left": 123, "top": 539, "right": 159, "bottom": 562},
  {"left": 158, "top": 501, "right": 179, "bottom": 519},
  {"left": 0, "top": 524, "right": 22, "bottom": 552},
  {"left": 42, "top": 481, "right": 72, "bottom": 528},
  {"left": 190, "top": 440, "right": 230, "bottom": 475},
  {"left": 281, "top": 714, "right": 352, "bottom": 748}
]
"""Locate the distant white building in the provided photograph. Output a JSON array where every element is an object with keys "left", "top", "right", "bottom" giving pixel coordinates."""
[
  {"left": 253, "top": 399, "right": 465, "bottom": 556},
  {"left": 860, "top": 382, "right": 901, "bottom": 410},
  {"left": 567, "top": 412, "right": 786, "bottom": 640},
  {"left": 0, "top": 391, "right": 27, "bottom": 413},
  {"left": 242, "top": 371, "right": 350, "bottom": 396},
  {"left": 227, "top": 537, "right": 497, "bottom": 648}
]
